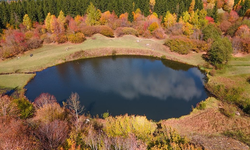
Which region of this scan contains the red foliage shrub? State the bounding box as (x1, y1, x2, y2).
(205, 16, 214, 23)
(0, 118, 40, 149)
(96, 26, 114, 37)
(235, 25, 250, 37)
(116, 27, 139, 37)
(69, 18, 78, 33)
(67, 32, 86, 43)
(219, 20, 232, 32)
(142, 30, 152, 38)
(152, 28, 165, 39)
(228, 10, 239, 23)
(41, 33, 52, 44)
(80, 26, 97, 37)
(242, 37, 250, 53)
(166, 23, 183, 35)
(57, 34, 68, 44)
(0, 30, 28, 58)
(34, 120, 69, 150)
(80, 25, 114, 37)
(26, 38, 43, 49)
(232, 36, 243, 53)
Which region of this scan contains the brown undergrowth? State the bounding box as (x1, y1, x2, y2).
(162, 98, 250, 149)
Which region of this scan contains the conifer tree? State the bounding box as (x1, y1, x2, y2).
(212, 2, 218, 23)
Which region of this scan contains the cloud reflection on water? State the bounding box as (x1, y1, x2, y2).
(74, 58, 203, 101)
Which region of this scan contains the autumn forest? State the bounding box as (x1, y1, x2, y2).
(0, 0, 250, 149)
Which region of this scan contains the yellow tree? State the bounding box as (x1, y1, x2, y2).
(45, 13, 52, 32)
(23, 14, 32, 30)
(100, 11, 111, 25)
(57, 10, 65, 25)
(133, 8, 142, 21)
(190, 10, 199, 28)
(57, 10, 66, 33)
(183, 22, 194, 36)
(189, 0, 195, 13)
(182, 11, 191, 23)
(74, 15, 84, 25)
(85, 2, 101, 26)
(164, 11, 177, 28)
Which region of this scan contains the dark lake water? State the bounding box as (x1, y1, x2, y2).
(25, 56, 208, 121)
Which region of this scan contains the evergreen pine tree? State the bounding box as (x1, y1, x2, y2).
(212, 2, 218, 23)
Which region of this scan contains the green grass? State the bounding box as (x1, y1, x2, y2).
(0, 34, 161, 73)
(0, 34, 205, 74)
(207, 54, 250, 99)
(0, 74, 35, 89)
(0, 34, 206, 89)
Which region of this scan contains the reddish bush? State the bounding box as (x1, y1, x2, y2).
(116, 27, 139, 37)
(235, 25, 250, 37)
(242, 37, 250, 53)
(205, 16, 214, 23)
(0, 118, 40, 149)
(34, 120, 69, 150)
(0, 30, 28, 58)
(41, 34, 52, 44)
(68, 18, 78, 33)
(57, 34, 68, 44)
(80, 26, 97, 37)
(152, 28, 165, 39)
(228, 10, 239, 23)
(166, 23, 183, 35)
(67, 32, 86, 43)
(97, 26, 114, 37)
(26, 38, 43, 49)
(142, 30, 152, 38)
(232, 36, 243, 53)
(219, 20, 232, 32)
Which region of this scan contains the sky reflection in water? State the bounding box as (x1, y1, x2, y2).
(25, 57, 208, 121)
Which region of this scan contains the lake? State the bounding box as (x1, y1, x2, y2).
(25, 56, 208, 121)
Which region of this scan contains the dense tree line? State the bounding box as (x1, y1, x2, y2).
(0, 0, 203, 29)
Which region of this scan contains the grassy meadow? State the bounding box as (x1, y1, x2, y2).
(0, 34, 205, 89)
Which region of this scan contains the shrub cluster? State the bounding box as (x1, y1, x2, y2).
(165, 36, 193, 54)
(116, 27, 139, 37)
(207, 37, 233, 65)
(80, 25, 114, 37)
(202, 24, 222, 41)
(205, 83, 250, 115)
(67, 33, 86, 43)
(196, 100, 207, 110)
(164, 36, 209, 54)
(0, 93, 203, 150)
(227, 20, 250, 37)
